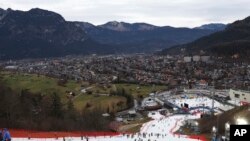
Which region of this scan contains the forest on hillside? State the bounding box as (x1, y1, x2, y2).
(0, 82, 110, 131)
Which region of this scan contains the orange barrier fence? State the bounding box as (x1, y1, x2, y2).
(188, 135, 208, 141)
(9, 129, 121, 138)
(9, 129, 207, 141)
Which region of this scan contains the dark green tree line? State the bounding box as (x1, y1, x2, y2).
(0, 81, 111, 131)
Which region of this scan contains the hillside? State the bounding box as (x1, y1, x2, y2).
(161, 16, 250, 58)
(0, 8, 226, 59)
(0, 8, 115, 60)
(195, 23, 226, 31)
(76, 21, 223, 53)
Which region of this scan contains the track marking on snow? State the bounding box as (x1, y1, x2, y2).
(170, 118, 182, 134)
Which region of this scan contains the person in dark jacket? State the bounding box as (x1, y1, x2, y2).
(2, 128, 11, 141)
(0, 130, 3, 141)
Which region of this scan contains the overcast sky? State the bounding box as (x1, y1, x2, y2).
(1, 0, 250, 27)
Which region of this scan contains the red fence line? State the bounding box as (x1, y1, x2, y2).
(188, 135, 207, 141)
(9, 129, 121, 138)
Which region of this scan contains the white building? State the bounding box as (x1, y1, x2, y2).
(184, 56, 192, 62)
(201, 56, 210, 62)
(5, 65, 18, 70)
(229, 89, 250, 105)
(193, 55, 201, 62)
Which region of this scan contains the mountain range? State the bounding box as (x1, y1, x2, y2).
(0, 8, 226, 59)
(75, 21, 225, 53)
(194, 23, 226, 31)
(160, 16, 250, 58)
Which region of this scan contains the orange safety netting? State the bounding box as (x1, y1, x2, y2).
(9, 129, 120, 138)
(9, 129, 207, 140)
(188, 135, 207, 141)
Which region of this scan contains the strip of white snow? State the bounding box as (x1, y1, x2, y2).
(13, 112, 201, 141)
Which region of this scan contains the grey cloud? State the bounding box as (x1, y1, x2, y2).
(0, 0, 250, 27)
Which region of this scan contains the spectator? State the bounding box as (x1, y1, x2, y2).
(3, 128, 11, 141)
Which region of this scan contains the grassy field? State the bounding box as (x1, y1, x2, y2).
(114, 83, 167, 98)
(74, 95, 127, 111)
(0, 71, 81, 99)
(90, 83, 167, 98)
(0, 71, 167, 111)
(0, 71, 127, 111)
